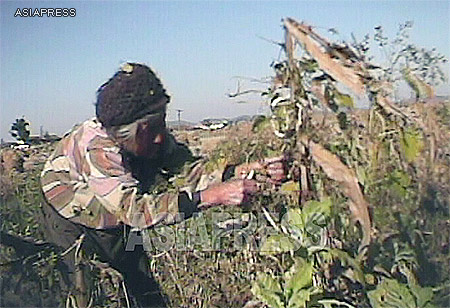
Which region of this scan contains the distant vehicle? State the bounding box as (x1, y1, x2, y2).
(12, 142, 30, 150)
(197, 119, 229, 131)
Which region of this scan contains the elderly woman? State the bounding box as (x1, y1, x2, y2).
(40, 63, 285, 307)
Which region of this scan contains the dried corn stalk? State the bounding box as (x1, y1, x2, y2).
(282, 18, 373, 250)
(300, 137, 371, 252)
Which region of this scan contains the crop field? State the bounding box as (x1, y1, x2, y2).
(1, 100, 449, 307)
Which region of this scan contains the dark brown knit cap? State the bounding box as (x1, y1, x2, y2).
(95, 63, 170, 128)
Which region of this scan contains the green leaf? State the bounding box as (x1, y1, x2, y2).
(302, 198, 332, 220)
(285, 258, 313, 293)
(252, 115, 271, 133)
(409, 284, 434, 308)
(260, 234, 298, 255)
(285, 208, 304, 229)
(368, 279, 417, 308)
(325, 249, 365, 285)
(287, 289, 311, 308)
(400, 128, 424, 163)
(392, 170, 411, 187)
(390, 170, 411, 197)
(283, 208, 305, 241)
(251, 273, 284, 308)
(281, 181, 301, 193)
(282, 199, 331, 247)
(334, 92, 354, 108)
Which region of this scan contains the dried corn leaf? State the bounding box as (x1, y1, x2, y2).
(284, 18, 365, 96)
(300, 138, 371, 252)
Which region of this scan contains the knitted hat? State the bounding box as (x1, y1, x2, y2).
(95, 63, 170, 128)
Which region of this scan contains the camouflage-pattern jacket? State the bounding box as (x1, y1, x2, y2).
(40, 118, 227, 229)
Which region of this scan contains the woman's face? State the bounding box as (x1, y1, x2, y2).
(115, 113, 167, 160)
(133, 116, 166, 159)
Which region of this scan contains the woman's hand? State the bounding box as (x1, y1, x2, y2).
(235, 155, 287, 184)
(200, 179, 258, 206)
(262, 156, 286, 184)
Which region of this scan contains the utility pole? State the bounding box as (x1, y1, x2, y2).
(175, 109, 183, 130)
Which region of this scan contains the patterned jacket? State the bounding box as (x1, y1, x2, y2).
(40, 118, 226, 229)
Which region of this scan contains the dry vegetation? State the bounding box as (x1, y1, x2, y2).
(1, 101, 449, 307)
(154, 100, 450, 308)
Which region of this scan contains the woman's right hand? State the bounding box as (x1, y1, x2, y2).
(200, 179, 258, 206)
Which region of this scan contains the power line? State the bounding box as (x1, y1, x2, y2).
(175, 109, 184, 130)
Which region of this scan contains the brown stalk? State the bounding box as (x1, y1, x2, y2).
(300, 137, 371, 253)
(284, 18, 366, 96)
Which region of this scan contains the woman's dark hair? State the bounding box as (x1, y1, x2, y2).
(95, 63, 170, 128)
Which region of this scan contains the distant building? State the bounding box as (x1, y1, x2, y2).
(28, 134, 61, 145)
(197, 119, 229, 131)
(166, 120, 197, 131)
(0, 134, 61, 150)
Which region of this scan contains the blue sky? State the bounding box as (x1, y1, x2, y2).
(1, 0, 449, 141)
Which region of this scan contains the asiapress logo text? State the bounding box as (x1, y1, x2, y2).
(14, 8, 76, 17)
